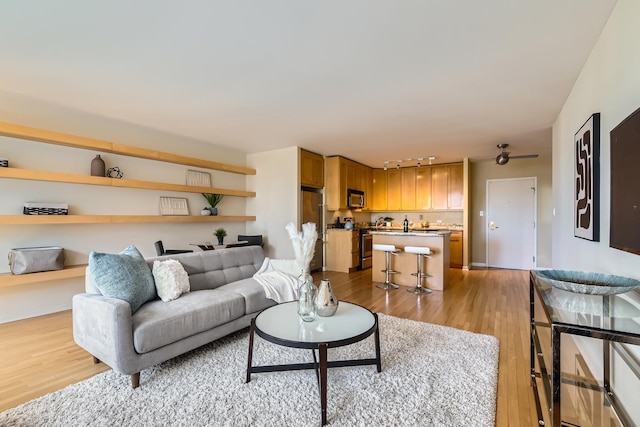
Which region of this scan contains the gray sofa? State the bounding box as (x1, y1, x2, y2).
(72, 246, 275, 388)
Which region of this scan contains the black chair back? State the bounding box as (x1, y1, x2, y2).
(154, 240, 193, 256)
(237, 235, 264, 247)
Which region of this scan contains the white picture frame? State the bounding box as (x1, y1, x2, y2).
(160, 197, 190, 216)
(186, 170, 211, 187)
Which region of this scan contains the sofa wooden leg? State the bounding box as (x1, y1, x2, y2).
(92, 356, 100, 364)
(131, 372, 140, 388)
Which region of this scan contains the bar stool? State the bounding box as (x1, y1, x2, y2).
(404, 246, 433, 294)
(374, 244, 401, 290)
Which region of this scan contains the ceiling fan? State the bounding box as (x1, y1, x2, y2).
(495, 143, 539, 165)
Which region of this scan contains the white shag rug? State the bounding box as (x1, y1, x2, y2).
(0, 314, 499, 427)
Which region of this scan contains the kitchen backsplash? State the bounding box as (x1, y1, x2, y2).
(369, 211, 463, 228)
(326, 210, 463, 229)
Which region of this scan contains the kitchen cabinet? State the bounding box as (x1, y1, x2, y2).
(386, 169, 402, 210)
(401, 168, 416, 210)
(300, 149, 324, 188)
(325, 156, 372, 211)
(448, 163, 464, 209)
(325, 229, 360, 273)
(374, 162, 463, 212)
(325, 157, 347, 210)
(415, 167, 432, 210)
(346, 162, 357, 190)
(372, 169, 387, 211)
(431, 165, 448, 210)
(449, 231, 462, 268)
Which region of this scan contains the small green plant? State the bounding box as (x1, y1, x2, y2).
(202, 193, 224, 208)
(214, 228, 227, 239)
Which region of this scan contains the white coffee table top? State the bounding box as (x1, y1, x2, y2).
(255, 301, 376, 348)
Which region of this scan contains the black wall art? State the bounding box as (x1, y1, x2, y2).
(610, 106, 640, 255)
(574, 113, 600, 241)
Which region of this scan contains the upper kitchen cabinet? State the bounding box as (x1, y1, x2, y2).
(447, 163, 463, 209)
(372, 169, 387, 211)
(300, 149, 324, 188)
(386, 169, 402, 210)
(430, 165, 449, 210)
(427, 163, 464, 210)
(401, 168, 416, 210)
(415, 167, 432, 210)
(372, 162, 463, 212)
(326, 157, 346, 210)
(325, 156, 373, 211)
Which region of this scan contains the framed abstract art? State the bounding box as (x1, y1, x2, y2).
(574, 113, 600, 241)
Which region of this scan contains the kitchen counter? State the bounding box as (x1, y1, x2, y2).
(371, 232, 450, 291)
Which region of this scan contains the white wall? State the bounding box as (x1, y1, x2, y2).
(246, 146, 299, 260)
(0, 94, 251, 323)
(552, 1, 640, 421)
(552, 0, 640, 279)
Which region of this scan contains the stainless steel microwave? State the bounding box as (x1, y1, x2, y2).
(347, 189, 365, 209)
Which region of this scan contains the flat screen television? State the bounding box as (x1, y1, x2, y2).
(610, 106, 640, 255)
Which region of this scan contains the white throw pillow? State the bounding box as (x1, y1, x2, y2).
(152, 259, 190, 302)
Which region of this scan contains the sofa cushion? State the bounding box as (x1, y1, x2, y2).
(146, 246, 265, 291)
(223, 277, 277, 314)
(152, 259, 190, 302)
(89, 245, 156, 314)
(132, 289, 245, 353)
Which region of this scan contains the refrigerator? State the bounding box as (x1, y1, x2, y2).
(301, 188, 324, 272)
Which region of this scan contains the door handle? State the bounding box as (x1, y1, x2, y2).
(490, 221, 499, 230)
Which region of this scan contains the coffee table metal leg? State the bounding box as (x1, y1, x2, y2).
(319, 343, 328, 426)
(374, 313, 382, 373)
(246, 318, 256, 383)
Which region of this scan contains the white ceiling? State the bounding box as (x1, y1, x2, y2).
(0, 1, 617, 167)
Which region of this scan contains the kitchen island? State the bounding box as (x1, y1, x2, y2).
(370, 231, 450, 291)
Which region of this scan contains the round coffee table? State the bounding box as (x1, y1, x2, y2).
(246, 301, 381, 426)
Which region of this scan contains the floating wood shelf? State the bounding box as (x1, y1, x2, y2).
(0, 121, 256, 175)
(0, 215, 256, 225)
(0, 167, 255, 197)
(0, 265, 87, 288)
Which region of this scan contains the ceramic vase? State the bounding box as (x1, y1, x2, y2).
(316, 279, 339, 316)
(209, 207, 218, 216)
(91, 155, 105, 177)
(297, 271, 317, 322)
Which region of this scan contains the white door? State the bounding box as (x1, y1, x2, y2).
(486, 178, 536, 269)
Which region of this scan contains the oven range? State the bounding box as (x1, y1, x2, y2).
(359, 228, 372, 270)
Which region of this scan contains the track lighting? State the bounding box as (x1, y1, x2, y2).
(381, 156, 438, 169)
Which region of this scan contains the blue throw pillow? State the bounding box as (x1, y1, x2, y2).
(89, 245, 156, 313)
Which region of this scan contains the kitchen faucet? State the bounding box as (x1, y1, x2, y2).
(374, 216, 385, 230)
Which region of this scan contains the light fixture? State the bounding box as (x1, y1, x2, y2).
(381, 156, 438, 169)
(496, 144, 510, 165)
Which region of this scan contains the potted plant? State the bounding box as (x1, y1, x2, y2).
(202, 193, 224, 216)
(214, 227, 227, 245)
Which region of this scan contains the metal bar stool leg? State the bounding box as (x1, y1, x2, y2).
(374, 244, 400, 290)
(405, 246, 432, 294)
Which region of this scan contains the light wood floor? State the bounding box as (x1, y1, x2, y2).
(0, 268, 537, 426)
